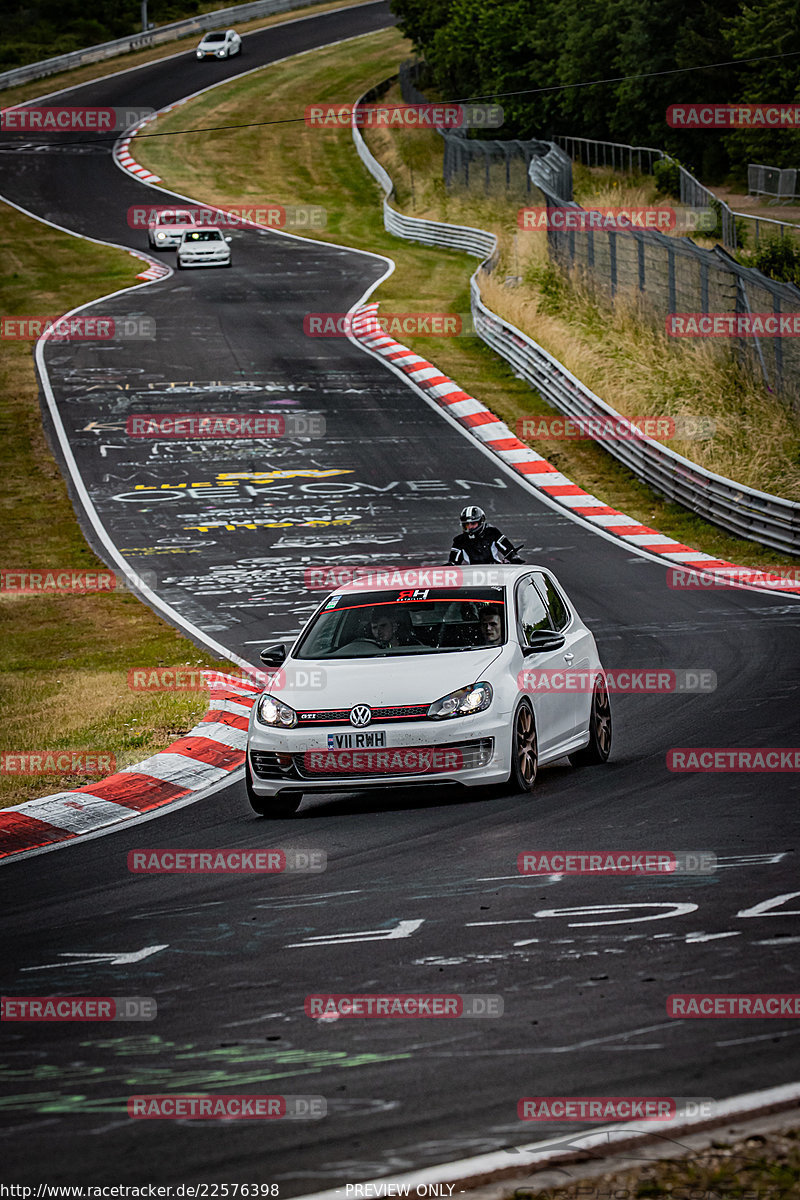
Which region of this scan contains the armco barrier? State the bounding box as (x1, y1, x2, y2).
(0, 0, 324, 90)
(352, 87, 800, 555)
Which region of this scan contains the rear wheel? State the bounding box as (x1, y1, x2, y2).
(569, 675, 612, 766)
(245, 758, 302, 817)
(507, 701, 538, 793)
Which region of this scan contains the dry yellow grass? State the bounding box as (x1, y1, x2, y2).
(364, 85, 800, 500)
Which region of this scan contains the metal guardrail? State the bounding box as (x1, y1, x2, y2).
(352, 87, 800, 555)
(470, 285, 800, 554)
(0, 0, 322, 90)
(353, 82, 499, 265)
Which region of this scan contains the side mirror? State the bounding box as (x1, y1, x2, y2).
(260, 643, 286, 667)
(225, 236, 232, 243)
(522, 630, 565, 654)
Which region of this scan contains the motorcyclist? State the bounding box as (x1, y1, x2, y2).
(448, 506, 523, 565)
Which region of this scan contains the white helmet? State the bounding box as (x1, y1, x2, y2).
(460, 505, 486, 537)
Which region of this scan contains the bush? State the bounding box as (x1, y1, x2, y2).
(748, 236, 800, 286)
(653, 157, 681, 199)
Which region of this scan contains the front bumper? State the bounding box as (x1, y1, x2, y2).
(246, 713, 512, 797)
(178, 250, 231, 267)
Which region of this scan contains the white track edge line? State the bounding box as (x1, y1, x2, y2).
(291, 1082, 800, 1200)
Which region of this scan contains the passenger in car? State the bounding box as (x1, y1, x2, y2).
(478, 606, 504, 646)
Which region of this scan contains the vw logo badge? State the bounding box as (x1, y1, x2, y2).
(350, 705, 372, 727)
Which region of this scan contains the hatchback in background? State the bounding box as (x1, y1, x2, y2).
(195, 29, 241, 59)
(147, 208, 198, 249)
(177, 228, 232, 269)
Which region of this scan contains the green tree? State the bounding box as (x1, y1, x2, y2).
(723, 0, 800, 175)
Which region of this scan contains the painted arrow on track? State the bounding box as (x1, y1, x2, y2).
(21, 944, 169, 971)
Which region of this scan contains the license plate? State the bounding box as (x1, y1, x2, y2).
(326, 731, 387, 749)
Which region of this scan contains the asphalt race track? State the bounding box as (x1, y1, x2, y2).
(1, 1, 799, 1190)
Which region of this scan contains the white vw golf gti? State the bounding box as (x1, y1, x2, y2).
(245, 565, 611, 817)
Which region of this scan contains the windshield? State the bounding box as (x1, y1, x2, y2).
(183, 230, 224, 242)
(294, 587, 507, 659)
(158, 211, 193, 225)
(204, 33, 226, 42)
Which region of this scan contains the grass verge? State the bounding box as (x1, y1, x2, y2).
(0, 202, 235, 808)
(134, 36, 799, 569)
(501, 1124, 800, 1199)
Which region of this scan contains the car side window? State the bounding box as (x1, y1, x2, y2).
(516, 578, 551, 645)
(532, 572, 571, 632)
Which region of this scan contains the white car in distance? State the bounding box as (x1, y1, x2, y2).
(195, 29, 242, 60)
(147, 208, 198, 249)
(246, 565, 612, 817)
(177, 228, 232, 269)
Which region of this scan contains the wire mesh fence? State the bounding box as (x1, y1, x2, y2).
(531, 169, 800, 403)
(397, 62, 800, 403)
(398, 61, 571, 199)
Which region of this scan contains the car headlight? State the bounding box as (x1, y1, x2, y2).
(157, 232, 167, 240)
(428, 682, 493, 720)
(196, 50, 203, 58)
(256, 694, 298, 728)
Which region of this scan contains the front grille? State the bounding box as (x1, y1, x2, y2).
(297, 703, 431, 726)
(293, 738, 494, 781)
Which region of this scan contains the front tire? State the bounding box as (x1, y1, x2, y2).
(569, 675, 612, 766)
(507, 701, 538, 793)
(246, 757, 302, 817)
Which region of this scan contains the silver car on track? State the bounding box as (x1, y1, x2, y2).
(176, 228, 232, 268)
(245, 565, 612, 817)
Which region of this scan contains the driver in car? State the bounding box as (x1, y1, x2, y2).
(367, 608, 420, 649)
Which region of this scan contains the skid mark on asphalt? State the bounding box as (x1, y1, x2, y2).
(0, 1038, 414, 1118)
